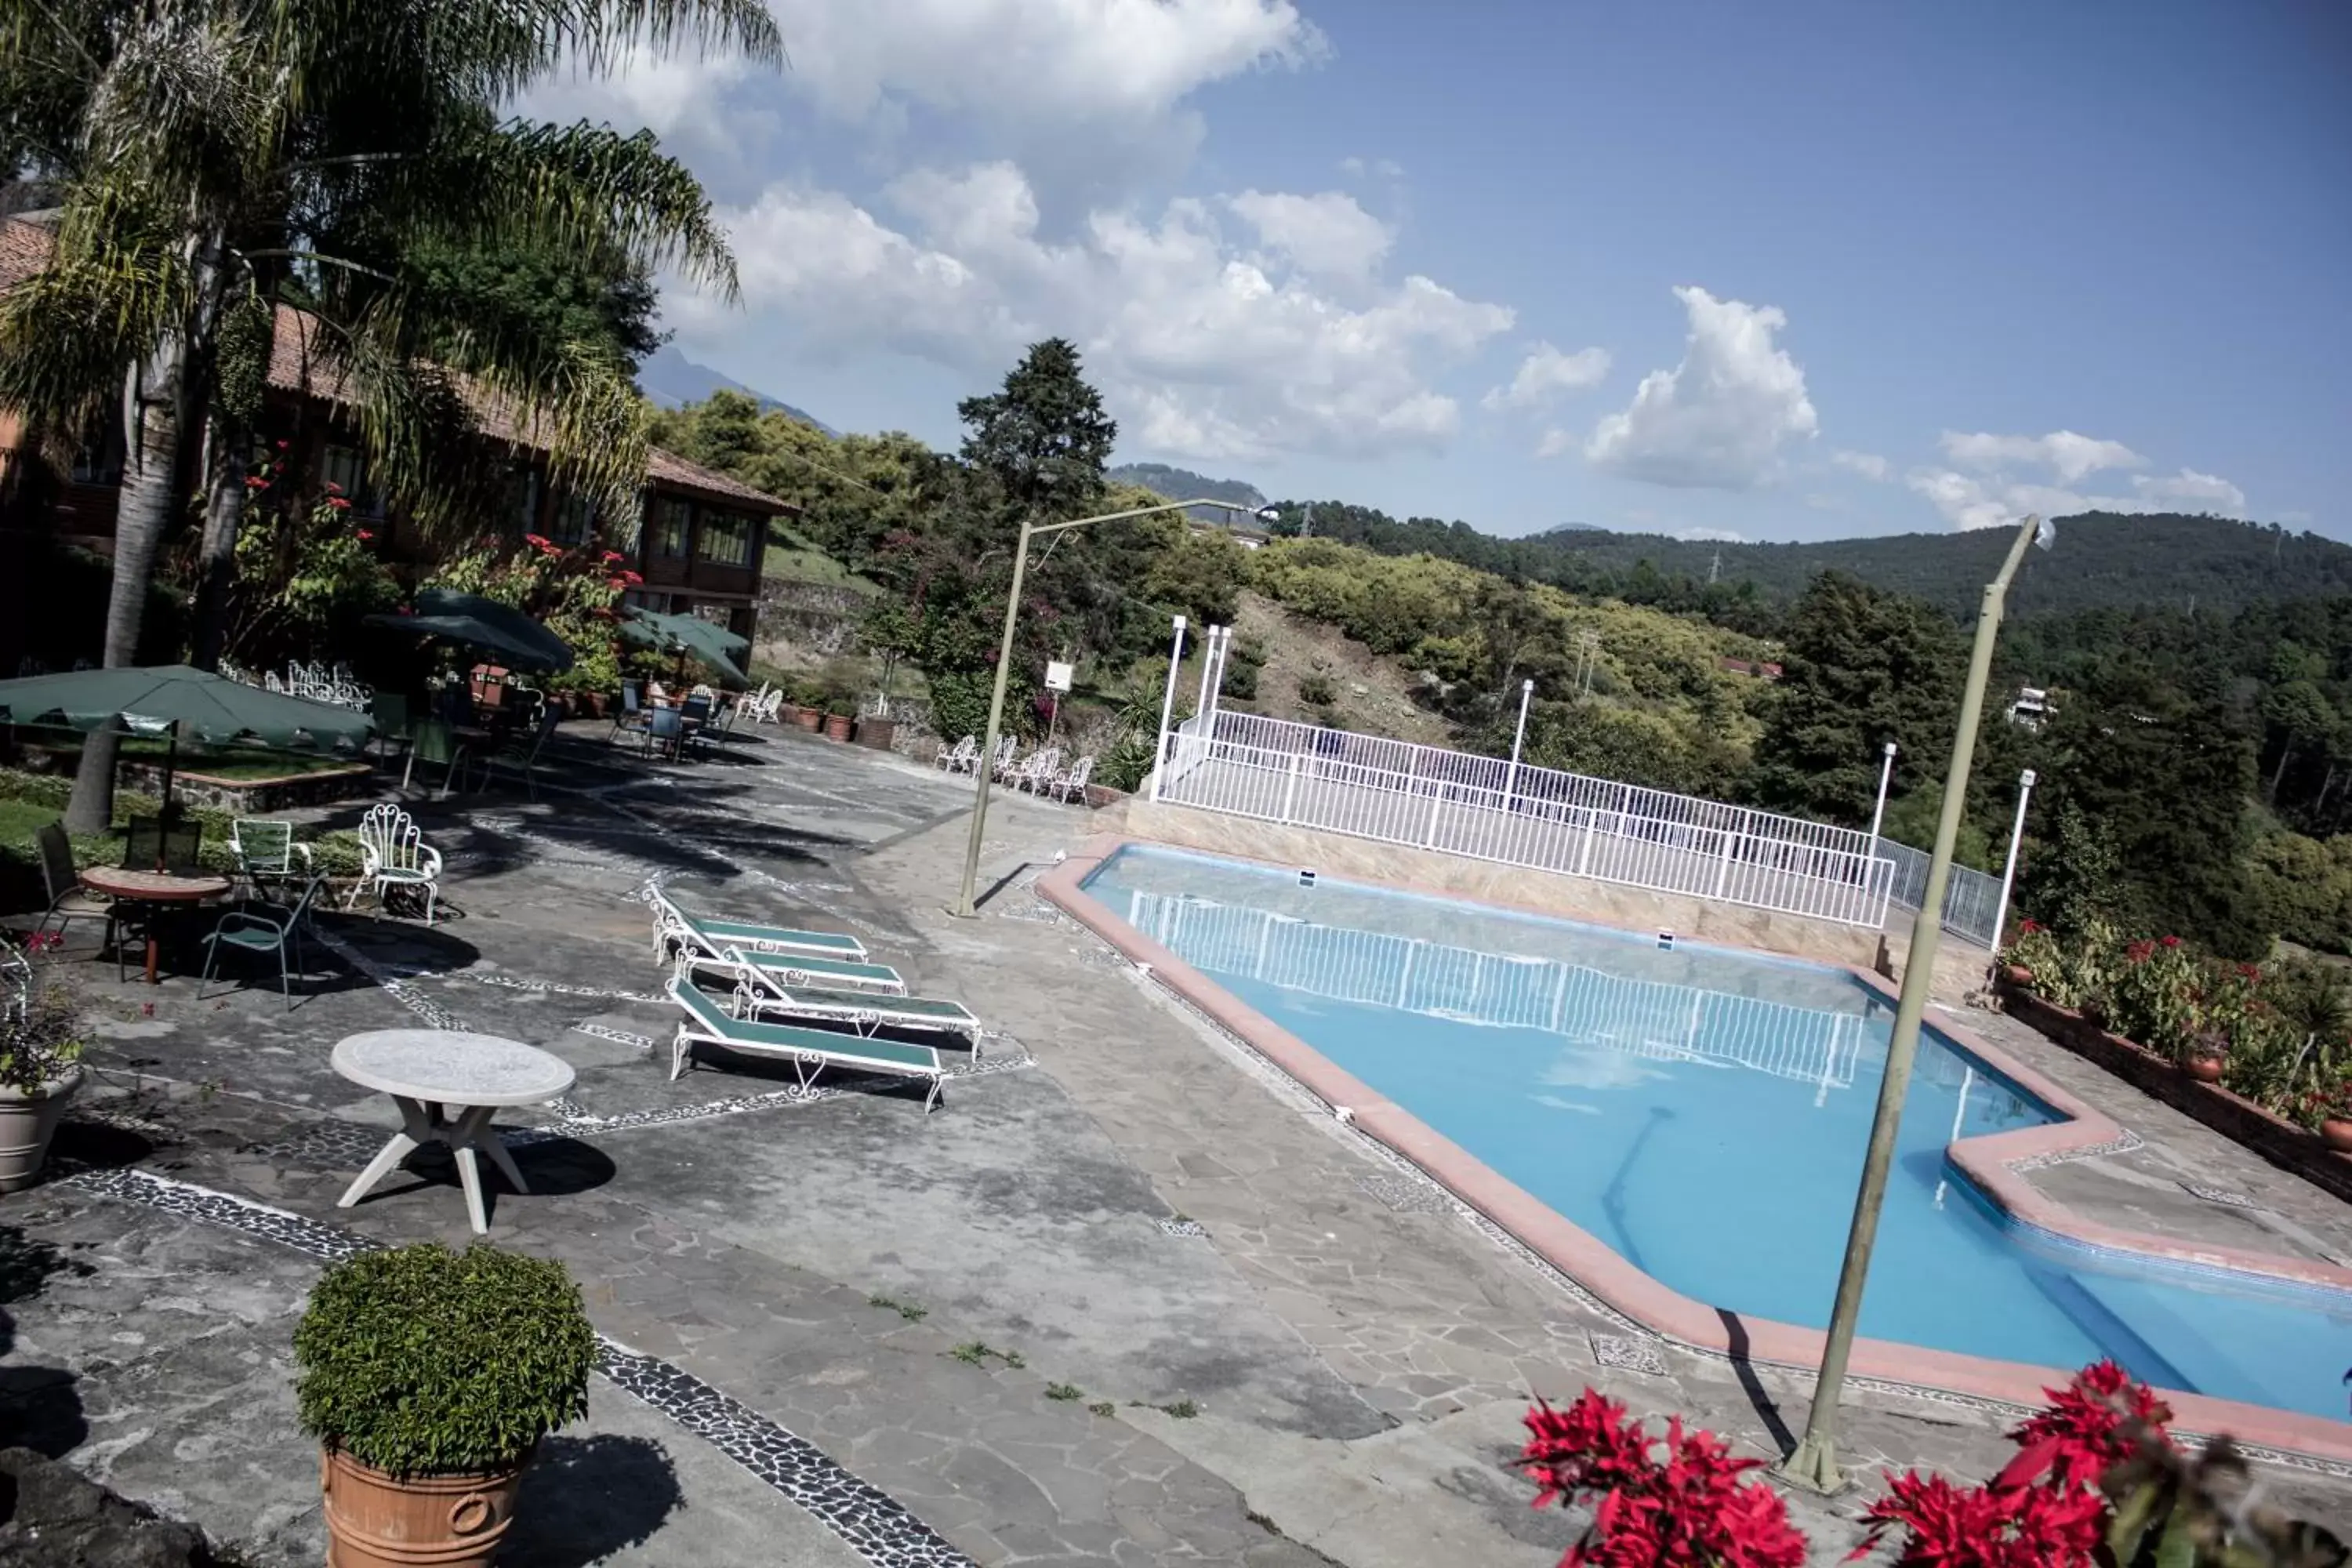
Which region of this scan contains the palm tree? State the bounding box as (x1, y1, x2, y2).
(0, 0, 780, 831)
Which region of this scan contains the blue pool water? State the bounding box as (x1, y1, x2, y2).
(1084, 844, 2352, 1422)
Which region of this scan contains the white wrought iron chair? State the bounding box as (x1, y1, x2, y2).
(935, 735, 978, 773)
(1048, 754, 1094, 804)
(985, 735, 1021, 780)
(347, 802, 445, 925)
(1012, 746, 1062, 794)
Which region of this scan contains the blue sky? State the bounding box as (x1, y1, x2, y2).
(532, 1, 2350, 543)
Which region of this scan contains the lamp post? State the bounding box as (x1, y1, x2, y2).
(1867, 741, 1897, 848)
(1774, 513, 2052, 1495)
(949, 499, 1279, 918)
(1987, 768, 2038, 961)
(1505, 678, 1534, 804)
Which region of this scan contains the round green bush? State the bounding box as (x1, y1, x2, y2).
(293, 1243, 595, 1477)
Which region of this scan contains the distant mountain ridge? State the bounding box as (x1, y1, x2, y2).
(1109, 463, 1266, 511)
(637, 344, 834, 434)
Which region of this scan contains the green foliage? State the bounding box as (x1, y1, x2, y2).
(293, 1243, 594, 1478)
(956, 338, 1116, 517)
(213, 478, 402, 669)
(926, 670, 1002, 746)
(0, 979, 84, 1094)
(405, 238, 666, 372)
(1748, 572, 1966, 826)
(1296, 672, 1336, 708)
(421, 535, 631, 695)
(2245, 831, 2352, 954)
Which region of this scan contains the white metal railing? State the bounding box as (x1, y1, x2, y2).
(1151, 706, 1893, 928)
(1877, 840, 2004, 950)
(1128, 889, 1868, 1092)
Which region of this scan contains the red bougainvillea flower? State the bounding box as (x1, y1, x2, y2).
(1520, 1392, 1807, 1568)
(2003, 1360, 2172, 1493)
(327, 495, 352, 510)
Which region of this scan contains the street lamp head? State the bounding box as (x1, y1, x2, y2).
(1255, 506, 1281, 523)
(2033, 514, 2056, 551)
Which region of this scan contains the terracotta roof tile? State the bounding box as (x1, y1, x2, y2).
(5, 236, 786, 513)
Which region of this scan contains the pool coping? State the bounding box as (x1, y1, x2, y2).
(1038, 834, 2352, 1466)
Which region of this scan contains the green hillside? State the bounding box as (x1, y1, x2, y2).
(1263, 503, 2352, 622)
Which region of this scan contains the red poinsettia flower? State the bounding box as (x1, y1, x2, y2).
(323, 479, 343, 494)
(2018, 919, 2040, 933)
(621, 569, 644, 586)
(356, 528, 375, 541)
(244, 475, 269, 490)
(327, 495, 352, 510)
(601, 550, 625, 564)
(274, 438, 290, 450)
(524, 533, 551, 549)
(2159, 935, 2182, 949)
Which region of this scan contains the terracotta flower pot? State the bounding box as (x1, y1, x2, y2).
(2181, 1054, 2225, 1083)
(2321, 1116, 2352, 1154)
(321, 1447, 527, 1568)
(822, 713, 854, 742)
(792, 707, 822, 733)
(2000, 964, 2033, 987)
(0, 1067, 82, 1193)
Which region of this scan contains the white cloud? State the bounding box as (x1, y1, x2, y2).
(1907, 463, 2251, 532)
(1936, 429, 2145, 485)
(1225, 190, 1392, 280)
(1831, 449, 1889, 481)
(1584, 286, 1818, 489)
(2132, 466, 2247, 513)
(1674, 527, 1746, 543)
(1534, 427, 1578, 459)
(1339, 155, 1406, 180)
(1485, 342, 1612, 412)
(695, 162, 1515, 462)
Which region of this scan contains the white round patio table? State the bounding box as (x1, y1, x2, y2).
(331, 1030, 576, 1235)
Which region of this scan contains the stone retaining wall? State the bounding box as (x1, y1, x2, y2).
(1998, 980, 2352, 1204)
(111, 760, 376, 816)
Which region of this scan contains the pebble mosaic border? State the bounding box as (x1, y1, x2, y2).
(61, 1167, 981, 1567)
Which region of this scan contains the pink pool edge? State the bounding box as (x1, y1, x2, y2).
(1037, 834, 2352, 1468)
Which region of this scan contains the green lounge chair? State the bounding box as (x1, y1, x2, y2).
(666, 977, 945, 1109)
(649, 887, 868, 964)
(721, 946, 982, 1049)
(675, 944, 908, 997)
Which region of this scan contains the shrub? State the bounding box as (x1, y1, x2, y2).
(1524, 1362, 2344, 1568)
(0, 969, 84, 1093)
(1295, 672, 1336, 707)
(294, 1243, 595, 1477)
(1219, 660, 1258, 701)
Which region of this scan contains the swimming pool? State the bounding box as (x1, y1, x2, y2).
(1080, 844, 2352, 1423)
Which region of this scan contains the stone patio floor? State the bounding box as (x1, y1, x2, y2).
(2, 722, 2347, 1566)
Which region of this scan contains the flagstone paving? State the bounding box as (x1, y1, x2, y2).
(3, 723, 2347, 1566)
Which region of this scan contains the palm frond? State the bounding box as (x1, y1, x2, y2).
(0, 183, 191, 432)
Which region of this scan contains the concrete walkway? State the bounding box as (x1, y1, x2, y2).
(3, 722, 2347, 1566)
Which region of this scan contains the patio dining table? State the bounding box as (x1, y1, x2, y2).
(331, 1029, 577, 1234)
(78, 866, 232, 984)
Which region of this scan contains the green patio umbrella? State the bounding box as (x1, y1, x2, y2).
(619, 605, 750, 690)
(363, 588, 575, 674)
(0, 663, 376, 822)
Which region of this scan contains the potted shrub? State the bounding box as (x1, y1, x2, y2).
(2306, 1080, 2352, 1153)
(0, 957, 85, 1192)
(2178, 1028, 2228, 1083)
(296, 1242, 596, 1568)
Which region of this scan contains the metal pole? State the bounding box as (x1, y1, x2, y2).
(1194, 625, 1220, 728)
(1987, 768, 2038, 960)
(1775, 514, 2046, 1495)
(1867, 741, 1897, 846)
(1148, 614, 1187, 804)
(950, 515, 1036, 919)
(1505, 678, 1534, 804)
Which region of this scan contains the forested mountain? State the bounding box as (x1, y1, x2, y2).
(637, 344, 833, 432)
(1107, 463, 1266, 526)
(1261, 504, 2352, 623)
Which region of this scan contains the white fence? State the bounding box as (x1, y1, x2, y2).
(1153, 705, 1893, 929)
(1878, 840, 2005, 951)
(1126, 890, 1869, 1094)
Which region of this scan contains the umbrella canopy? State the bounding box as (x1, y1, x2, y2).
(364, 589, 575, 674)
(619, 606, 750, 689)
(0, 664, 376, 750)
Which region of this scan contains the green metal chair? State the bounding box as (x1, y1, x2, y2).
(198, 871, 328, 1009)
(401, 716, 469, 799)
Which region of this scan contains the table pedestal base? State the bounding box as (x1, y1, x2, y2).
(338, 1095, 530, 1234)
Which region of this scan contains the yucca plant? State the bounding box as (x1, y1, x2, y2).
(0, 0, 781, 833)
